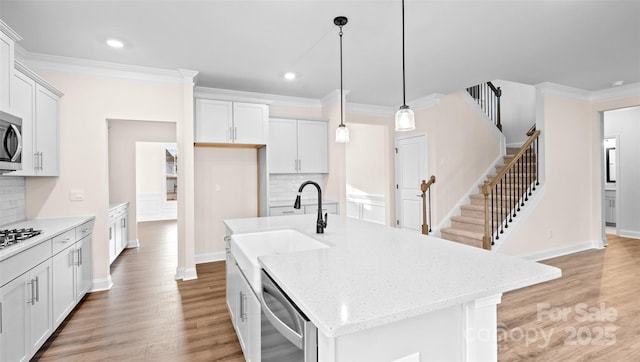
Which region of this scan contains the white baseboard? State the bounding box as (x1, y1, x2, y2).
(91, 275, 113, 292)
(195, 251, 226, 264)
(127, 238, 140, 248)
(619, 229, 640, 239)
(175, 266, 198, 281)
(517, 240, 602, 262)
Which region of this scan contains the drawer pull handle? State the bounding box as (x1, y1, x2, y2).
(282, 211, 294, 214)
(82, 228, 89, 233)
(60, 238, 70, 243)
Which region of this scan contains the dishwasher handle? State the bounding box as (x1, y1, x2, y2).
(260, 274, 304, 349)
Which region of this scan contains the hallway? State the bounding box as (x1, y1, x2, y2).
(34, 220, 243, 361)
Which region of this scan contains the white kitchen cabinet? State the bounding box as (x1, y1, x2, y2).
(605, 190, 616, 225)
(0, 259, 52, 362)
(108, 203, 129, 265)
(269, 205, 304, 216)
(195, 99, 268, 145)
(0, 21, 20, 112)
(226, 252, 260, 362)
(7, 63, 62, 176)
(268, 118, 328, 174)
(52, 221, 93, 329)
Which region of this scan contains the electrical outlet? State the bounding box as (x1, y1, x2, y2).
(70, 189, 85, 201)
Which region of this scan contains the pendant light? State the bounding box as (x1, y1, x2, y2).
(334, 16, 349, 143)
(395, 0, 415, 131)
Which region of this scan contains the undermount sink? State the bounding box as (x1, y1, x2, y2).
(230, 229, 329, 292)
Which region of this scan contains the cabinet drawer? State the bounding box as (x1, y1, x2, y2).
(269, 206, 304, 216)
(0, 239, 52, 287)
(304, 203, 338, 215)
(52, 229, 76, 255)
(75, 220, 94, 240)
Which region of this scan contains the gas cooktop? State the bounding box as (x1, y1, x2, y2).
(0, 228, 43, 249)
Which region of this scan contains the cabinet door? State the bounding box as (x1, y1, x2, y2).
(29, 260, 53, 353)
(120, 213, 128, 251)
(34, 84, 59, 176)
(8, 70, 36, 175)
(195, 99, 233, 143)
(76, 236, 92, 300)
(52, 247, 76, 328)
(0, 29, 14, 111)
(246, 281, 261, 362)
(297, 120, 328, 173)
(0, 273, 29, 362)
(233, 102, 268, 144)
(304, 202, 338, 215)
(268, 118, 298, 173)
(108, 220, 117, 264)
(226, 255, 240, 324)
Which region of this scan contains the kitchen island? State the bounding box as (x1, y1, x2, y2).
(225, 214, 560, 361)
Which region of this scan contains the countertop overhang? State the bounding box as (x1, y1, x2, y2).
(225, 214, 561, 338)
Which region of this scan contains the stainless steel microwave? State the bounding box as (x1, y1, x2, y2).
(0, 109, 23, 173)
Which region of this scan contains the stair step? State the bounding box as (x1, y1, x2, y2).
(440, 227, 484, 248)
(469, 193, 522, 206)
(487, 173, 536, 181)
(451, 216, 485, 233)
(461, 204, 510, 219)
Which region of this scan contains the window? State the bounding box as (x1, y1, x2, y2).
(165, 146, 177, 201)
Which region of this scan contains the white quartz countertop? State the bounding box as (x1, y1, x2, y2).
(109, 201, 129, 211)
(0, 216, 95, 261)
(224, 214, 561, 338)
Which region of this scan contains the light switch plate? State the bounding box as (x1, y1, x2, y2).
(70, 189, 85, 201)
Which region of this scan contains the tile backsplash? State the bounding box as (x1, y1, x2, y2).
(269, 174, 325, 202)
(0, 176, 26, 226)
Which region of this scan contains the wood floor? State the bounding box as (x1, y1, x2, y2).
(33, 222, 639, 361)
(33, 220, 244, 362)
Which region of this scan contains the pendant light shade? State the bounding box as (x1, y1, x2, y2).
(334, 16, 349, 143)
(335, 123, 349, 143)
(395, 0, 415, 131)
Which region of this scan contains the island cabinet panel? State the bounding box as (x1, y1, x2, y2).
(226, 254, 260, 362)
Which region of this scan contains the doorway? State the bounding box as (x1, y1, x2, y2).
(601, 106, 640, 241)
(395, 133, 428, 231)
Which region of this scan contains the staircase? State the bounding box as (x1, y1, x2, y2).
(440, 133, 539, 249)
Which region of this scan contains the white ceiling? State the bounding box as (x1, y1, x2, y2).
(1, 1, 639, 106)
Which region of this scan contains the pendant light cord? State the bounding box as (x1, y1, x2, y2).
(401, 0, 407, 107)
(339, 26, 344, 126)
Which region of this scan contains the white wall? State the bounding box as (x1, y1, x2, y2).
(500, 86, 640, 259)
(23, 69, 193, 288)
(194, 147, 258, 262)
(135, 141, 178, 222)
(492, 79, 536, 147)
(604, 106, 640, 238)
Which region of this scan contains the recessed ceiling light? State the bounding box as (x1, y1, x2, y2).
(106, 38, 124, 49)
(284, 72, 296, 80)
(611, 80, 624, 87)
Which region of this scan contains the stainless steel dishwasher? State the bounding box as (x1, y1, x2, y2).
(260, 269, 317, 362)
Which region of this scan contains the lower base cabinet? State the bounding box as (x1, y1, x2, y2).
(226, 253, 260, 362)
(1, 218, 93, 362)
(0, 259, 52, 362)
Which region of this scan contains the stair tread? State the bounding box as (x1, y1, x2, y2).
(451, 215, 484, 225)
(441, 227, 484, 239)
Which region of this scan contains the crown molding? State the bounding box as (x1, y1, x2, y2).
(536, 82, 640, 103)
(589, 82, 640, 102)
(0, 20, 23, 42)
(347, 102, 395, 116)
(15, 60, 64, 97)
(17, 49, 188, 85)
(409, 93, 443, 111)
(195, 86, 327, 108)
(320, 89, 352, 108)
(178, 69, 199, 85)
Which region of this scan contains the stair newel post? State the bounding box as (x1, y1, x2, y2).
(495, 86, 502, 132)
(535, 137, 539, 187)
(482, 181, 491, 250)
(421, 180, 428, 235)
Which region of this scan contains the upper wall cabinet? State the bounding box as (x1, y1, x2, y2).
(7, 62, 63, 176)
(268, 118, 328, 174)
(194, 99, 268, 145)
(0, 20, 21, 112)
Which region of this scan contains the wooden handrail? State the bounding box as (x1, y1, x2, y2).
(421, 176, 436, 235)
(481, 130, 541, 249)
(482, 130, 540, 195)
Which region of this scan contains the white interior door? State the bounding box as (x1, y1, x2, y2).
(395, 134, 427, 231)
